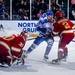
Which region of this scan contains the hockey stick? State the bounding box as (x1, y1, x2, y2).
(27, 37, 36, 41)
(27, 35, 51, 41)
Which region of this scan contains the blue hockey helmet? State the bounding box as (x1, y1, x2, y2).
(46, 9, 54, 16)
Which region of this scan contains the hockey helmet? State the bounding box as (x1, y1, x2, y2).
(46, 9, 54, 16)
(20, 30, 28, 38)
(55, 11, 62, 17)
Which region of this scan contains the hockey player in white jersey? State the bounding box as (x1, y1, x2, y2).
(26, 9, 54, 60)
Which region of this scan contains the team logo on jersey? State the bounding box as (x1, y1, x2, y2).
(19, 42, 24, 47)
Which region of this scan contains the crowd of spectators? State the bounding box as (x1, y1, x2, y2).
(55, 0, 75, 20)
(12, 0, 49, 20)
(12, 0, 30, 20)
(0, 0, 75, 20)
(31, 0, 49, 20)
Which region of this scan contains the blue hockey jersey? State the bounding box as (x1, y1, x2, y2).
(36, 13, 53, 37)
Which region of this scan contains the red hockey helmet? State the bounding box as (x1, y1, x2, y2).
(20, 31, 29, 38)
(55, 11, 62, 17)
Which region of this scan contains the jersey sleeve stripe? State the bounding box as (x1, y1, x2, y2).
(11, 47, 21, 52)
(0, 41, 10, 50)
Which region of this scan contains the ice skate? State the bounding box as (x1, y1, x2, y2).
(61, 53, 68, 62)
(44, 54, 49, 61)
(51, 59, 60, 64)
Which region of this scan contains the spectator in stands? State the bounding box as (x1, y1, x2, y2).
(18, 8, 24, 17)
(32, 0, 38, 8)
(72, 9, 75, 19)
(40, 0, 48, 10)
(32, 14, 38, 20)
(18, 8, 29, 20)
(20, 0, 30, 10)
(37, 10, 42, 19)
(22, 9, 29, 20)
(32, 5, 38, 20)
(0, 4, 9, 20)
(71, 0, 75, 8)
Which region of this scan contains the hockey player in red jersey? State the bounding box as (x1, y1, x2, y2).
(0, 31, 28, 66)
(52, 11, 75, 64)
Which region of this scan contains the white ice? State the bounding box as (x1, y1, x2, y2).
(0, 29, 75, 75)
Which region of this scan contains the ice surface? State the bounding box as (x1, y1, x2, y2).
(0, 29, 75, 75)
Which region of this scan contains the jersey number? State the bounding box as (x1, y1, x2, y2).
(62, 22, 70, 29)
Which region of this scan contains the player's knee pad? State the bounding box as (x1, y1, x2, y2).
(47, 40, 54, 47)
(30, 43, 37, 50)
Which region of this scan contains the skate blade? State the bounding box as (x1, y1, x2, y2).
(51, 61, 60, 65)
(43, 57, 49, 61)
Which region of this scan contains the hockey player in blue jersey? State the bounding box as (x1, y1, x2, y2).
(26, 9, 54, 60)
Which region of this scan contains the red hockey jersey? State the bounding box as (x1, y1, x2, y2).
(53, 17, 74, 36)
(0, 34, 25, 57)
